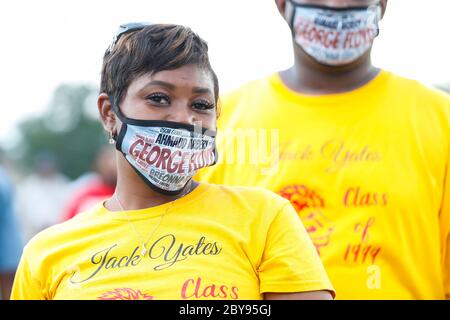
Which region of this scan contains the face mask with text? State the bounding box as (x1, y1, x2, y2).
(114, 107, 217, 195)
(289, 1, 381, 66)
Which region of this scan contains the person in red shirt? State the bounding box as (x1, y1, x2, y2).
(61, 146, 117, 221)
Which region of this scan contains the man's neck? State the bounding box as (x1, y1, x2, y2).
(280, 47, 380, 95)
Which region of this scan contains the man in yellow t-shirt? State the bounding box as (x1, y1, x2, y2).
(197, 0, 450, 299)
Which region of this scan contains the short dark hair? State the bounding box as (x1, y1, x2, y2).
(100, 24, 219, 111)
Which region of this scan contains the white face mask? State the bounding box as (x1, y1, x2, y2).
(113, 104, 217, 195)
(288, 0, 381, 66)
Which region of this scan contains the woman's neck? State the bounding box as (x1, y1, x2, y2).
(105, 155, 196, 211)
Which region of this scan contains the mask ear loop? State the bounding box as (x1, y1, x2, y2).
(109, 95, 128, 123)
(107, 95, 125, 148)
(286, 0, 297, 38)
(367, 4, 382, 37)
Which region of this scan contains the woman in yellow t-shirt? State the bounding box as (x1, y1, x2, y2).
(11, 23, 334, 300)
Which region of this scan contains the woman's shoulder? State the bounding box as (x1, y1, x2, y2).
(209, 182, 285, 199)
(24, 203, 103, 255)
(201, 182, 290, 216)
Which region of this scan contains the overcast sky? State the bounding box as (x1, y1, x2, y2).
(1, 0, 449, 147)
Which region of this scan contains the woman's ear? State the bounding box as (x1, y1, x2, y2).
(97, 93, 119, 136)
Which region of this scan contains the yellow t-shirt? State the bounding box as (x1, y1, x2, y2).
(11, 183, 334, 300)
(197, 70, 450, 299)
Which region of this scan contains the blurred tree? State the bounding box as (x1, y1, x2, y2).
(436, 83, 450, 93)
(14, 84, 107, 180)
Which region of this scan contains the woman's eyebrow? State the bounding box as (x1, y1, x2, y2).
(138, 81, 211, 95)
(140, 80, 176, 91)
(192, 87, 213, 95)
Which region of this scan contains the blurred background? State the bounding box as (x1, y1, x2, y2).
(0, 0, 449, 298)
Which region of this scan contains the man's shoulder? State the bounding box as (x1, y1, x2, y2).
(218, 73, 281, 123)
(221, 73, 279, 103)
(385, 70, 450, 104)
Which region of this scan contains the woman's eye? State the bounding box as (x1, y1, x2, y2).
(192, 100, 215, 111)
(146, 93, 170, 105)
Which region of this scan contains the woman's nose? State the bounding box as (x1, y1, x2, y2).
(164, 104, 196, 125)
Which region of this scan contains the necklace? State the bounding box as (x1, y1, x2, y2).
(114, 185, 191, 256)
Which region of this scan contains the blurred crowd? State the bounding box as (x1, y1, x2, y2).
(0, 146, 116, 299)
